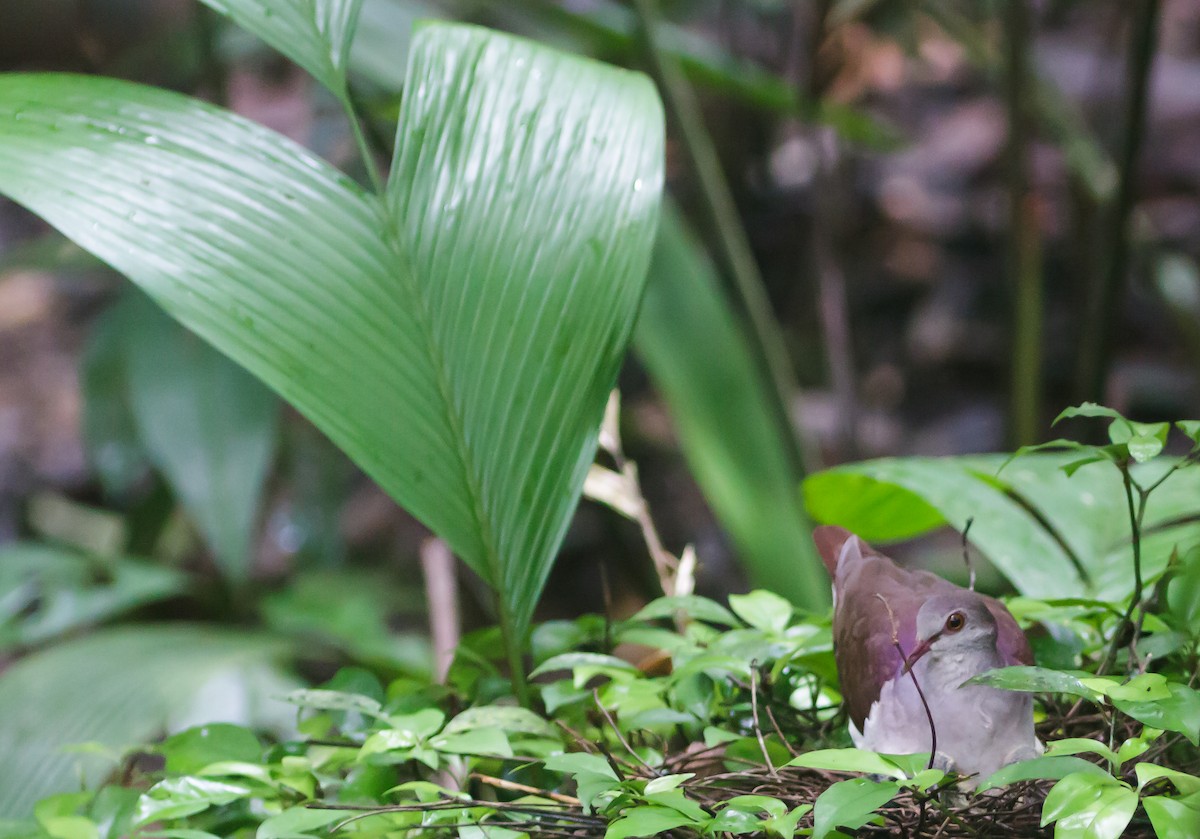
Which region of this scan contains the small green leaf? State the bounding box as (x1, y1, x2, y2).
(1104, 673, 1171, 702)
(977, 756, 1111, 792)
(643, 774, 694, 795)
(1044, 738, 1118, 768)
(544, 753, 619, 782)
(965, 666, 1102, 700)
(134, 778, 253, 826)
(604, 806, 698, 839)
(1041, 774, 1137, 839)
(785, 749, 905, 779)
(627, 595, 738, 627)
(530, 653, 639, 687)
(1175, 420, 1200, 447)
(442, 706, 558, 739)
(1135, 763, 1200, 795)
(281, 690, 384, 718)
(1112, 683, 1200, 745)
(811, 778, 898, 839)
(1142, 794, 1200, 839)
(256, 807, 345, 839)
(158, 725, 262, 775)
(428, 729, 512, 757)
(1055, 403, 1127, 425)
(728, 591, 793, 634)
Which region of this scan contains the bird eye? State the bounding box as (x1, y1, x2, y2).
(944, 612, 966, 632)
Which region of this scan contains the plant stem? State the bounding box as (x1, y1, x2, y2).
(1004, 0, 1043, 447)
(1076, 0, 1161, 405)
(500, 609, 533, 708)
(341, 94, 385, 194)
(1098, 464, 1145, 676)
(632, 0, 815, 477)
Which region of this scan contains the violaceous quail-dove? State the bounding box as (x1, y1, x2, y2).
(814, 526, 1043, 782)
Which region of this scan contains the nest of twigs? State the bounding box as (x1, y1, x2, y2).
(330, 696, 1195, 838)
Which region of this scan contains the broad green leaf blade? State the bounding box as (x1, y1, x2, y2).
(0, 543, 186, 650)
(0, 626, 293, 818)
(803, 456, 1085, 597)
(388, 22, 664, 635)
(122, 293, 280, 582)
(804, 452, 1200, 599)
(0, 30, 664, 643)
(634, 206, 826, 608)
(0, 73, 452, 551)
(81, 298, 150, 498)
(198, 0, 364, 99)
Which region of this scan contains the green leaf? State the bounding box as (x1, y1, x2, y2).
(634, 206, 825, 608)
(604, 806, 698, 839)
(1044, 738, 1118, 769)
(1142, 795, 1200, 839)
(256, 807, 346, 839)
(803, 457, 1084, 596)
(197, 0, 363, 101)
(811, 778, 898, 839)
(543, 753, 619, 782)
(728, 591, 793, 634)
(0, 23, 664, 644)
(386, 23, 664, 638)
(785, 749, 905, 779)
(80, 298, 150, 497)
(1176, 420, 1200, 447)
(442, 705, 558, 739)
(965, 666, 1103, 700)
(977, 756, 1111, 792)
(1167, 545, 1200, 636)
(0, 626, 291, 818)
(0, 543, 186, 650)
(626, 595, 738, 627)
(134, 778, 253, 826)
(428, 728, 512, 757)
(282, 689, 384, 718)
(1111, 683, 1200, 745)
(530, 653, 638, 685)
(121, 292, 279, 582)
(1041, 774, 1137, 839)
(1055, 403, 1127, 424)
(158, 724, 262, 775)
(1135, 764, 1200, 795)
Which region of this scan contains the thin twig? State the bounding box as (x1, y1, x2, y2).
(877, 594, 938, 770)
(593, 690, 655, 776)
(470, 773, 580, 805)
(749, 664, 779, 776)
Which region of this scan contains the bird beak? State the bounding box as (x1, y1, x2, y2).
(902, 632, 941, 674)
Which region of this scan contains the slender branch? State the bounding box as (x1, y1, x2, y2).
(749, 664, 778, 776)
(1076, 0, 1162, 404)
(631, 0, 815, 477)
(1004, 0, 1044, 447)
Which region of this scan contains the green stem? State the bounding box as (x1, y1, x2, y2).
(631, 0, 815, 477)
(499, 609, 532, 708)
(341, 94, 385, 194)
(1098, 464, 1146, 676)
(1076, 0, 1161, 405)
(1004, 0, 1043, 447)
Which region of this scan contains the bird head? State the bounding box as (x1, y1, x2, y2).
(903, 593, 998, 673)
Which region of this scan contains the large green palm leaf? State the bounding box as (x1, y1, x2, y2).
(0, 23, 663, 647)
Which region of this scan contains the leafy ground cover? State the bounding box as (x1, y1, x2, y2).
(9, 407, 1200, 839)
